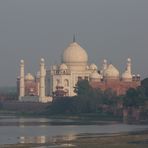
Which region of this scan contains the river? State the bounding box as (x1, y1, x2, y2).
(0, 115, 148, 147)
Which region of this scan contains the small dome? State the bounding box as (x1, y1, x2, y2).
(90, 71, 101, 80)
(122, 70, 132, 81)
(41, 58, 45, 62)
(59, 63, 68, 70)
(52, 65, 57, 70)
(90, 63, 97, 70)
(25, 73, 34, 81)
(20, 59, 24, 64)
(104, 64, 119, 78)
(103, 59, 107, 64)
(137, 74, 140, 77)
(62, 42, 88, 63)
(127, 58, 131, 62)
(86, 65, 89, 70)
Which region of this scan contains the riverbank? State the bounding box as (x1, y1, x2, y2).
(0, 100, 148, 124)
(1, 130, 148, 148)
(0, 110, 124, 123)
(1, 110, 148, 125)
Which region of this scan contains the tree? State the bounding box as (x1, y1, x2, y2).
(74, 79, 92, 96)
(102, 89, 117, 105)
(74, 79, 104, 113)
(141, 78, 148, 97)
(123, 87, 146, 108)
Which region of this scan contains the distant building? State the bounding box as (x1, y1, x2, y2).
(17, 39, 140, 102)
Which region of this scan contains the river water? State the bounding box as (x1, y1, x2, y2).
(0, 115, 148, 146)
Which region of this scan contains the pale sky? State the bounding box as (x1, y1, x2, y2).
(0, 0, 148, 86)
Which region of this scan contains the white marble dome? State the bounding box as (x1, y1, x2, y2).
(104, 64, 119, 79)
(25, 73, 34, 81)
(90, 71, 101, 80)
(62, 42, 88, 63)
(59, 63, 68, 70)
(122, 70, 132, 81)
(90, 63, 97, 70)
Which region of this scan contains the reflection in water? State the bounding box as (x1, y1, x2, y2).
(60, 144, 75, 147)
(19, 134, 76, 144)
(18, 118, 49, 127)
(18, 118, 49, 123)
(20, 136, 46, 144)
(35, 144, 75, 148)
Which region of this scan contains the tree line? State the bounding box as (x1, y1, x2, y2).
(47, 78, 148, 117)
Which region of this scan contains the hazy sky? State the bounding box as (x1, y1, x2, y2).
(0, 0, 148, 86)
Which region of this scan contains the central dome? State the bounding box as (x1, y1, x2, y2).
(62, 42, 88, 64)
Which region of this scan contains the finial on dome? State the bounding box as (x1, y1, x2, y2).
(109, 61, 112, 65)
(73, 34, 76, 42)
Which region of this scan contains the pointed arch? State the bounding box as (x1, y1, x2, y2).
(64, 79, 69, 87)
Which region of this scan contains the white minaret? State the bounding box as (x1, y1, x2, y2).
(102, 59, 107, 76)
(103, 59, 107, 71)
(39, 58, 45, 102)
(122, 58, 132, 82)
(127, 58, 132, 74)
(19, 59, 25, 101)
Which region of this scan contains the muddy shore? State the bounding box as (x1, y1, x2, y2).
(1, 130, 148, 148)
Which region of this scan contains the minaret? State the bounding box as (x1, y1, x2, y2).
(19, 59, 25, 101)
(103, 59, 107, 71)
(127, 58, 131, 74)
(39, 58, 45, 102)
(122, 58, 132, 82)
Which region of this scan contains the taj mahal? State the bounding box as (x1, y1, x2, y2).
(17, 38, 140, 103)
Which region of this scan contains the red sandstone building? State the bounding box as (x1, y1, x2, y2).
(17, 73, 39, 98)
(89, 60, 140, 96)
(90, 77, 140, 96)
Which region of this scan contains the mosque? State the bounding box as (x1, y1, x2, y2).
(17, 39, 141, 103)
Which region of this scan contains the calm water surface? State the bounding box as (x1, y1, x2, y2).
(0, 115, 148, 145)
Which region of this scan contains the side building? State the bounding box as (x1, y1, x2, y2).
(17, 59, 52, 103)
